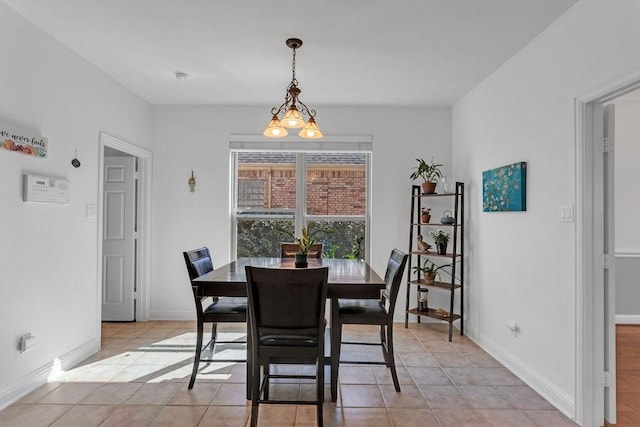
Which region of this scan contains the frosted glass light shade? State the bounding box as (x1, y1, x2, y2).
(263, 115, 288, 138)
(282, 106, 305, 128)
(298, 117, 323, 139)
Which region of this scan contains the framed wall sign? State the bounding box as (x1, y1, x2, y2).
(0, 127, 48, 158)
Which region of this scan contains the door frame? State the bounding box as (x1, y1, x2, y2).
(575, 70, 640, 426)
(98, 132, 152, 323)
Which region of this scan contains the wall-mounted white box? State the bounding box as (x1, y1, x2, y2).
(20, 333, 36, 353)
(23, 174, 70, 203)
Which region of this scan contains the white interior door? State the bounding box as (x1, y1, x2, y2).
(102, 156, 136, 321)
(603, 103, 617, 424)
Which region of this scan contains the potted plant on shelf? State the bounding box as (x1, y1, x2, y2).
(421, 207, 431, 224)
(276, 223, 330, 268)
(429, 229, 450, 255)
(412, 259, 447, 284)
(410, 158, 443, 194)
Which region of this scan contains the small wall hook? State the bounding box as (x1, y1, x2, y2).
(188, 170, 196, 192)
(71, 149, 81, 168)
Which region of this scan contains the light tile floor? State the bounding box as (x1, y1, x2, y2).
(0, 321, 578, 426)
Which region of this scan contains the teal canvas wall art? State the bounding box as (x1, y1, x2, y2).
(482, 162, 527, 212)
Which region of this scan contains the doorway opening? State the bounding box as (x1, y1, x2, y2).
(98, 133, 152, 323)
(102, 150, 137, 321)
(576, 71, 640, 427)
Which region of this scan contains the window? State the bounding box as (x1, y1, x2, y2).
(232, 150, 369, 260)
(237, 181, 265, 208)
(305, 153, 367, 259)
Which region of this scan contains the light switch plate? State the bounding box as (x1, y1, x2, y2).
(559, 204, 574, 223)
(86, 203, 97, 218)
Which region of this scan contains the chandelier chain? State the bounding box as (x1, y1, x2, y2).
(291, 46, 297, 83)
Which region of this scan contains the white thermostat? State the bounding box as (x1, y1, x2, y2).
(23, 174, 70, 203)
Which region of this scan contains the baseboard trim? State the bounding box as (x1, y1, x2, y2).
(465, 327, 576, 422)
(0, 339, 99, 411)
(616, 314, 640, 324)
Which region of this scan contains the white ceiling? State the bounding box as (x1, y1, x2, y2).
(4, 0, 577, 107)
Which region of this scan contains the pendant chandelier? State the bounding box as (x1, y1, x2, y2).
(263, 38, 323, 140)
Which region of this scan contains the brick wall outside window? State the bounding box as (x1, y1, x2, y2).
(238, 164, 365, 215)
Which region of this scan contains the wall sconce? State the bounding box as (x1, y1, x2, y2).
(188, 171, 196, 192)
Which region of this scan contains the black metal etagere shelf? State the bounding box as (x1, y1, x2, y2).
(405, 183, 464, 341)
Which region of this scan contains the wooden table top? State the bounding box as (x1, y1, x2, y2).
(193, 257, 385, 299)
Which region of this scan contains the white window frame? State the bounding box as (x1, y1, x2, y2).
(230, 135, 372, 261)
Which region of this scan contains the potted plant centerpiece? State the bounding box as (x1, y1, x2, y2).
(412, 259, 447, 284)
(277, 223, 330, 268)
(430, 229, 450, 255)
(410, 158, 443, 194)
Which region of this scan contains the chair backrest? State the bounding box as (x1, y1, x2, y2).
(183, 247, 214, 280)
(280, 242, 323, 258)
(245, 266, 329, 338)
(381, 249, 409, 318)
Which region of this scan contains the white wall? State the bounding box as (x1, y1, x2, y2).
(452, 0, 640, 420)
(0, 3, 152, 408)
(150, 106, 451, 319)
(613, 97, 640, 320)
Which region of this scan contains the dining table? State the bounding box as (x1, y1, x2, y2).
(192, 257, 386, 401)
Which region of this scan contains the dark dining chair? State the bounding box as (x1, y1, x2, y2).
(183, 247, 247, 389)
(245, 266, 329, 427)
(330, 249, 408, 401)
(280, 242, 323, 258)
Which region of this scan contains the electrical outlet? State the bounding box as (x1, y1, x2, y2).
(20, 334, 36, 353)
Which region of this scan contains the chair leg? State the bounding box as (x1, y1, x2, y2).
(246, 327, 253, 400)
(250, 361, 261, 427)
(330, 302, 341, 402)
(386, 323, 401, 392)
(210, 322, 218, 344)
(189, 320, 205, 389)
(263, 363, 270, 401)
(331, 325, 342, 402)
(379, 325, 389, 365)
(206, 323, 218, 365)
(317, 353, 324, 426)
(250, 404, 259, 427)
